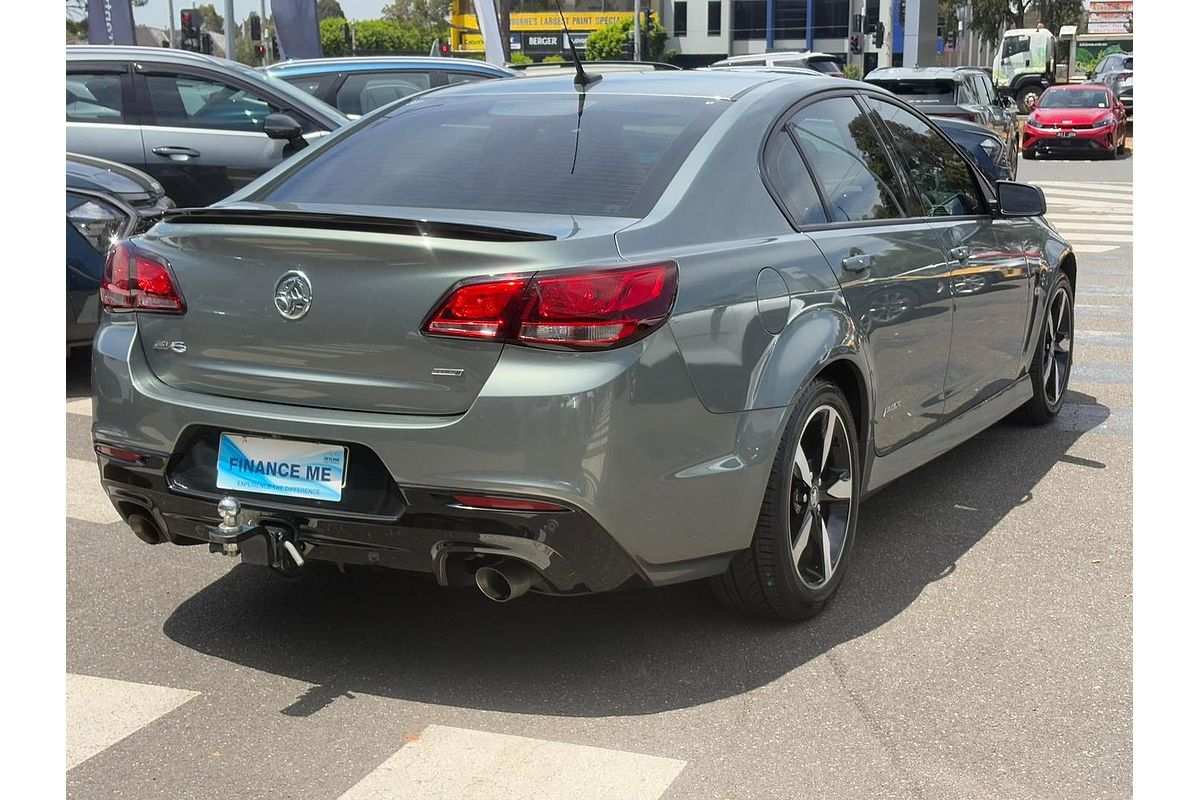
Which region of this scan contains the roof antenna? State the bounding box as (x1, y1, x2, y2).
(555, 0, 600, 89)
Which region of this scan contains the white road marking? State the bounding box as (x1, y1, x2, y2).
(338, 725, 687, 800)
(67, 457, 121, 524)
(1054, 233, 1134, 243)
(1031, 181, 1132, 253)
(1071, 244, 1119, 254)
(1035, 181, 1132, 192)
(67, 398, 93, 417)
(1039, 188, 1133, 202)
(66, 674, 198, 770)
(1046, 213, 1132, 222)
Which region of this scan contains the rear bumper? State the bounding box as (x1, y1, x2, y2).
(91, 317, 785, 591)
(1022, 124, 1118, 154)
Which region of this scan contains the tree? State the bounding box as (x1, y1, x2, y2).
(318, 0, 345, 21)
(196, 3, 224, 34)
(319, 16, 350, 56)
(383, 0, 451, 31)
(585, 17, 667, 61)
(320, 17, 438, 57)
(968, 0, 1081, 45)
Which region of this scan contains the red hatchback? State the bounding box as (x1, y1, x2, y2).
(1022, 84, 1128, 160)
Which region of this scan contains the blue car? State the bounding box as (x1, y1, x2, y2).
(265, 57, 516, 117)
(67, 153, 172, 352)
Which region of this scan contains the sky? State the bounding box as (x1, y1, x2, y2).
(127, 1, 393, 30)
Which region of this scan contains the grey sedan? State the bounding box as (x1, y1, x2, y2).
(92, 70, 1075, 621)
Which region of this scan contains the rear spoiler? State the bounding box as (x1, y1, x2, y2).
(160, 207, 557, 243)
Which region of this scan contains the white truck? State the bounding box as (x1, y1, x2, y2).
(992, 25, 1133, 114)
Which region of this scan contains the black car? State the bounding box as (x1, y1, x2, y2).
(66, 153, 172, 351)
(866, 66, 1018, 155)
(930, 115, 1017, 187)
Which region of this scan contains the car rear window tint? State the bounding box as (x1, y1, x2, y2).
(336, 72, 433, 116)
(67, 73, 127, 123)
(259, 93, 727, 218)
(868, 79, 958, 104)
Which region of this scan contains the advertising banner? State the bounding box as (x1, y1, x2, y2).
(270, 0, 322, 59)
(88, 0, 136, 46)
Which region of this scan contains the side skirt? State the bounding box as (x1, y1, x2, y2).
(863, 377, 1034, 497)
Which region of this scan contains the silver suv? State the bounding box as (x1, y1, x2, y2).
(711, 51, 844, 76)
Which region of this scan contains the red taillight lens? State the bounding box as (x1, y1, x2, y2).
(422, 262, 678, 350)
(101, 241, 185, 313)
(95, 444, 145, 464)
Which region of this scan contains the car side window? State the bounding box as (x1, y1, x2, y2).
(336, 72, 433, 116)
(786, 96, 909, 223)
(974, 75, 996, 105)
(957, 78, 979, 105)
(867, 98, 987, 218)
(763, 130, 828, 226)
(445, 72, 489, 87)
(67, 72, 128, 123)
(145, 73, 279, 133)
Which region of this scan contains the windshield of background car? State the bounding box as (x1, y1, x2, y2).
(1038, 89, 1109, 109)
(258, 93, 728, 217)
(868, 80, 958, 104)
(782, 58, 841, 73)
(226, 62, 349, 125)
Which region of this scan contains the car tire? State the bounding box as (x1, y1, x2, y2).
(710, 380, 861, 621)
(1019, 273, 1074, 425)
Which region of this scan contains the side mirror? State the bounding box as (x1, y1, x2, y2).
(264, 112, 307, 150)
(996, 181, 1046, 217)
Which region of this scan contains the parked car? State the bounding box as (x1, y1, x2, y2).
(93, 71, 1074, 621)
(712, 51, 844, 76)
(1022, 84, 1128, 160)
(67, 46, 349, 208)
(1091, 52, 1132, 115)
(930, 115, 1017, 186)
(512, 61, 681, 76)
(66, 153, 172, 352)
(265, 57, 516, 118)
(865, 66, 1017, 153)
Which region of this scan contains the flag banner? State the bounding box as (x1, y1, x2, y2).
(270, 0, 322, 59)
(88, 0, 136, 46)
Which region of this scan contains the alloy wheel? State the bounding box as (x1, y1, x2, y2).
(1041, 284, 1073, 405)
(789, 405, 854, 590)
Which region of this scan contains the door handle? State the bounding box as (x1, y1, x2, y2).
(949, 246, 970, 263)
(841, 252, 875, 273)
(152, 146, 201, 161)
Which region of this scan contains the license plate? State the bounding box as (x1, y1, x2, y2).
(1057, 130, 1076, 138)
(216, 433, 347, 502)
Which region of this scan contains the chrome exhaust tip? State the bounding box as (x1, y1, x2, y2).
(127, 513, 165, 545)
(475, 561, 535, 602)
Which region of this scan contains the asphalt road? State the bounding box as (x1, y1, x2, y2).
(65, 152, 1132, 799)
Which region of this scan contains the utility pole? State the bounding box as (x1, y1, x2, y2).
(633, 0, 642, 61)
(260, 0, 270, 65)
(168, 0, 176, 48)
(880, 0, 893, 68)
(225, 0, 236, 58)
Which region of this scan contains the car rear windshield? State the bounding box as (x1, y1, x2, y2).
(868, 79, 958, 104)
(793, 58, 842, 74)
(1039, 89, 1109, 108)
(257, 92, 728, 218)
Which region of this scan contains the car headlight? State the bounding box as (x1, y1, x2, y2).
(1026, 118, 1048, 130)
(68, 199, 131, 252)
(979, 137, 1002, 159)
(1091, 116, 1116, 128)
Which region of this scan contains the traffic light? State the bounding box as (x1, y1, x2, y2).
(853, 13, 863, 33)
(255, 44, 266, 59)
(849, 33, 861, 54)
(874, 22, 885, 49)
(439, 42, 451, 56)
(643, 9, 654, 30)
(271, 34, 280, 60)
(622, 31, 635, 60)
(200, 33, 213, 55)
(249, 14, 262, 42)
(180, 8, 200, 51)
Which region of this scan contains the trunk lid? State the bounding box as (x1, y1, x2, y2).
(134, 206, 631, 415)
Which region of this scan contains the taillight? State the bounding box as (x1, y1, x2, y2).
(450, 494, 569, 513)
(100, 241, 186, 313)
(422, 262, 678, 350)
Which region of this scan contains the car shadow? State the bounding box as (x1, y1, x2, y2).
(163, 391, 1110, 718)
(67, 348, 92, 399)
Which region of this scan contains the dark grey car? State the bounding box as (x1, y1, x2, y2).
(92, 71, 1075, 621)
(1092, 53, 1133, 114)
(866, 66, 1018, 153)
(67, 46, 348, 208)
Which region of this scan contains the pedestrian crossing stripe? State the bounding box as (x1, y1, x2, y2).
(67, 457, 120, 525)
(337, 725, 686, 800)
(1032, 180, 1131, 255)
(67, 398, 93, 417)
(66, 673, 198, 771)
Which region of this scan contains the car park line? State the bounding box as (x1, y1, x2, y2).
(67, 457, 121, 524)
(66, 673, 199, 771)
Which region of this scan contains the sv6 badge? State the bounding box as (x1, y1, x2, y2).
(153, 340, 187, 354)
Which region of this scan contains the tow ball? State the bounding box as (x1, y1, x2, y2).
(207, 496, 305, 574)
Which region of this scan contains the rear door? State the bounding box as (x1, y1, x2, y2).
(787, 93, 955, 452)
(66, 62, 145, 169)
(867, 96, 1032, 416)
(133, 64, 323, 207)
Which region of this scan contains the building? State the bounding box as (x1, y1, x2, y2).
(450, 0, 638, 58)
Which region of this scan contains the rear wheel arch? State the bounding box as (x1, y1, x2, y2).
(1059, 252, 1077, 292)
(813, 358, 871, 461)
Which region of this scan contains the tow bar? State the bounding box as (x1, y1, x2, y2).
(207, 496, 306, 576)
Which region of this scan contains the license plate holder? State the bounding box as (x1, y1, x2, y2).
(1057, 130, 1077, 138)
(216, 433, 348, 502)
